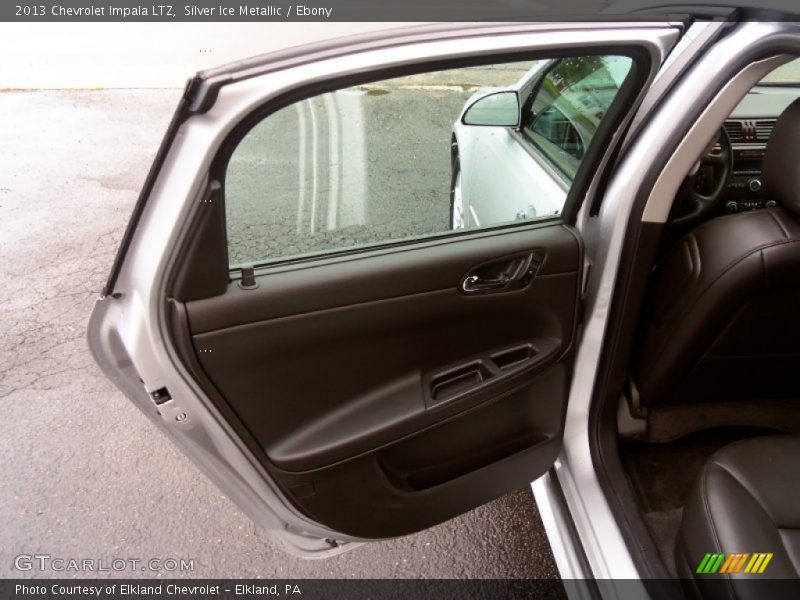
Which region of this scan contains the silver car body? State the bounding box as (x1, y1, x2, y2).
(453, 54, 636, 230)
(87, 16, 800, 591)
(453, 61, 566, 228)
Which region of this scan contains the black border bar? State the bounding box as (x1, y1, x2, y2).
(3, 0, 800, 22)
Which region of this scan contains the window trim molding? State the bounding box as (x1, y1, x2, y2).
(204, 45, 653, 274)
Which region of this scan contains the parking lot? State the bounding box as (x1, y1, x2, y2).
(0, 87, 558, 578)
(225, 63, 532, 265)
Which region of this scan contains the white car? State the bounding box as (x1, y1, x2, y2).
(451, 55, 632, 230)
(89, 11, 800, 597)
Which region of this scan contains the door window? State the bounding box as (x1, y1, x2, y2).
(522, 55, 633, 181)
(224, 55, 634, 267)
(224, 62, 535, 267)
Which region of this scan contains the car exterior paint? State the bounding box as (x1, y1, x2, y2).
(453, 55, 634, 230)
(454, 60, 567, 229)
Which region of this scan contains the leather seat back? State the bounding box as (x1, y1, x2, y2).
(676, 435, 800, 596)
(633, 99, 800, 407)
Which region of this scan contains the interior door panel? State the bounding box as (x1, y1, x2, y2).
(179, 222, 582, 538)
(83, 23, 681, 551)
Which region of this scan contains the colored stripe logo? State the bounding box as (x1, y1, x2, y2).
(696, 553, 773, 574)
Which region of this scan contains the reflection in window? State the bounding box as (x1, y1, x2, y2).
(223, 57, 633, 267)
(225, 63, 538, 266)
(523, 55, 633, 180)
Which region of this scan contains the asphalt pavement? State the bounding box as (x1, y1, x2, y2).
(226, 63, 532, 265)
(227, 86, 468, 265)
(0, 88, 558, 579)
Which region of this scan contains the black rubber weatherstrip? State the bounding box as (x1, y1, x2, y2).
(545, 466, 602, 596)
(101, 76, 202, 297)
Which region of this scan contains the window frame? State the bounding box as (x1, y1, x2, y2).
(210, 46, 651, 272)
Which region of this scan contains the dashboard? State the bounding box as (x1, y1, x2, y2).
(720, 86, 800, 214)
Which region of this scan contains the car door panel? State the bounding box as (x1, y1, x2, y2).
(87, 23, 682, 551)
(181, 223, 581, 537)
(272, 366, 567, 538)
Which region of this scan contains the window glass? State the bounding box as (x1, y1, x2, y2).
(225, 56, 633, 267)
(522, 55, 633, 181)
(759, 57, 800, 85)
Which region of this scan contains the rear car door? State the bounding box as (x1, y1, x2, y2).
(88, 22, 681, 554)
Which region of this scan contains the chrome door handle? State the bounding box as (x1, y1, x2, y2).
(460, 252, 541, 294)
(461, 274, 511, 293)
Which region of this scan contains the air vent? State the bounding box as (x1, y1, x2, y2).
(723, 120, 744, 142)
(755, 120, 775, 141)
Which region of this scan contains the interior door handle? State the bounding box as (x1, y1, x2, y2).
(461, 274, 513, 293)
(461, 252, 539, 294)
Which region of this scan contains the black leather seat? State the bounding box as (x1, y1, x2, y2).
(633, 99, 800, 408)
(676, 435, 800, 596)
